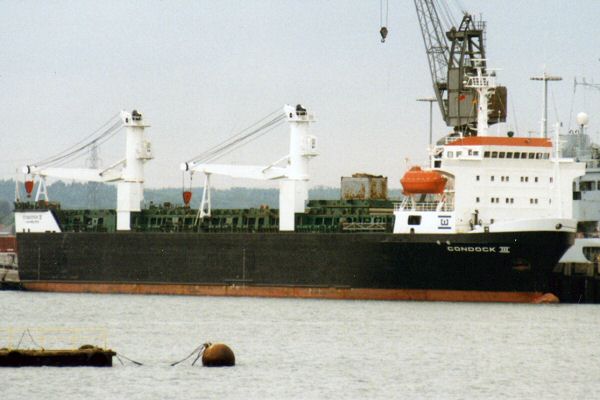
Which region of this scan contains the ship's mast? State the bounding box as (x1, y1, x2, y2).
(117, 111, 152, 231)
(530, 72, 562, 138)
(465, 60, 497, 136)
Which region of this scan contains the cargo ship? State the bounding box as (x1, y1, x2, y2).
(10, 10, 588, 302)
(13, 63, 586, 302)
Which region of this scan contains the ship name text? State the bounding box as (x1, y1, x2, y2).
(447, 246, 511, 254)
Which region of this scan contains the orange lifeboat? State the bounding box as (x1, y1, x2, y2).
(400, 166, 447, 195)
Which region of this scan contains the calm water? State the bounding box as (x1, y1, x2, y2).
(1, 291, 599, 399)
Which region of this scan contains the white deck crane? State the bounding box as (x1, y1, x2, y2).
(21, 110, 152, 231)
(181, 104, 317, 231)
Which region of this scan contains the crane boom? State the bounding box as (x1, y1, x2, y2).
(414, 0, 450, 121)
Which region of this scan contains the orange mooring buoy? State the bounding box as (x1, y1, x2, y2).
(202, 343, 235, 367)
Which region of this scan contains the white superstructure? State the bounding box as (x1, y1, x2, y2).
(394, 63, 585, 235)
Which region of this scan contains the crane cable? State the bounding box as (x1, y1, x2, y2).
(200, 115, 285, 164)
(435, 0, 455, 32)
(186, 108, 281, 163)
(379, 0, 389, 43)
(186, 108, 286, 165)
(50, 122, 123, 168)
(39, 120, 124, 169)
(33, 113, 122, 168)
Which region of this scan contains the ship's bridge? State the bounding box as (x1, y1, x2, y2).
(438, 136, 553, 164)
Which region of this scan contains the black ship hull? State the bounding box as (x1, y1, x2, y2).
(16, 230, 573, 302)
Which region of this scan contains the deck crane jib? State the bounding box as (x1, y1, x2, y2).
(181, 104, 317, 232)
(19, 110, 152, 231)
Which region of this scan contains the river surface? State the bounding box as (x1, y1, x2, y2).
(1, 291, 599, 399)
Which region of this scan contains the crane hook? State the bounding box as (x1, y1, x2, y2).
(380, 26, 388, 43)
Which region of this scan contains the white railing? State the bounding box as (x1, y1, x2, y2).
(444, 135, 462, 144)
(395, 199, 455, 212)
(341, 222, 387, 231)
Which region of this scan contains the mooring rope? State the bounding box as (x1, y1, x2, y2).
(191, 351, 202, 366)
(115, 354, 125, 366)
(170, 343, 209, 366)
(116, 352, 143, 366)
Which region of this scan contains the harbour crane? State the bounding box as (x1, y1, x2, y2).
(387, 1, 508, 134)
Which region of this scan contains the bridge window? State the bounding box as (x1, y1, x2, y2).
(580, 181, 596, 191)
(408, 215, 421, 225)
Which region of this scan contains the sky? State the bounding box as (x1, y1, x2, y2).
(1, 0, 600, 190)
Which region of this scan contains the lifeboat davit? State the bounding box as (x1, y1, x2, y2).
(400, 166, 447, 195)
